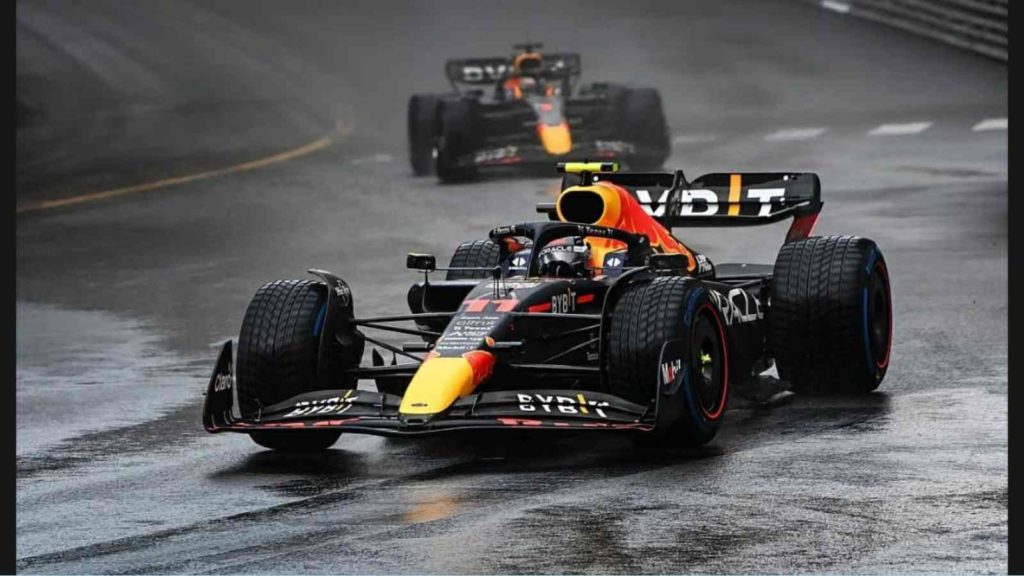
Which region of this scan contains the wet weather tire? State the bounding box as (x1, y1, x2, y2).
(435, 100, 478, 183)
(620, 88, 669, 170)
(249, 429, 341, 452)
(445, 239, 501, 280)
(236, 279, 343, 451)
(609, 277, 729, 446)
(770, 236, 892, 395)
(408, 94, 440, 176)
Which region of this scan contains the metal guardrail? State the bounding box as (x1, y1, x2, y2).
(811, 0, 1007, 61)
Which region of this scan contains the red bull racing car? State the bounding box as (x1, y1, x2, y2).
(204, 162, 892, 451)
(407, 43, 671, 182)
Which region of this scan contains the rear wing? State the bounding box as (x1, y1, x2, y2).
(444, 53, 582, 86)
(545, 164, 823, 243)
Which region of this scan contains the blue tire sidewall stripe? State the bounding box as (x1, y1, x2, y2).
(681, 286, 717, 432)
(862, 247, 879, 375)
(312, 302, 328, 337)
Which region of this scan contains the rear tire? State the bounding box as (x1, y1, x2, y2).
(408, 94, 440, 176)
(236, 279, 351, 452)
(608, 277, 729, 446)
(445, 239, 501, 280)
(620, 88, 669, 170)
(770, 236, 892, 395)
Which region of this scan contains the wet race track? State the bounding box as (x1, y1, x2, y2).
(15, 0, 1007, 573)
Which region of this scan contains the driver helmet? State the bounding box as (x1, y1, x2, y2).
(537, 239, 591, 278)
(513, 52, 543, 76)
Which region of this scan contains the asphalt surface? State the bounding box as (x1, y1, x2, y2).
(16, 0, 1007, 573)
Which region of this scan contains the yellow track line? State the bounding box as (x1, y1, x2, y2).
(16, 136, 333, 214)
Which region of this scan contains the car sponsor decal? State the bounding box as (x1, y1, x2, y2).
(474, 145, 520, 165)
(434, 314, 503, 355)
(495, 418, 652, 431)
(660, 358, 682, 386)
(516, 393, 610, 418)
(574, 224, 615, 238)
(709, 288, 763, 325)
(595, 140, 636, 155)
(500, 281, 541, 290)
(213, 373, 233, 392)
(551, 289, 576, 313)
(333, 282, 351, 306)
(695, 253, 713, 275)
(458, 63, 512, 82)
(636, 177, 788, 218)
(527, 291, 594, 313)
(540, 244, 587, 253)
(283, 389, 358, 418)
(728, 174, 742, 216)
(604, 254, 624, 268)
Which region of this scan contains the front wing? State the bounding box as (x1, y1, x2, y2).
(203, 342, 655, 436)
(457, 139, 665, 170)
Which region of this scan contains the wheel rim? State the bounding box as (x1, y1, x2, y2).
(691, 304, 727, 419)
(867, 261, 892, 369)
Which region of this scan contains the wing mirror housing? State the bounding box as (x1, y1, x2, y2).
(647, 253, 689, 270)
(406, 253, 436, 271)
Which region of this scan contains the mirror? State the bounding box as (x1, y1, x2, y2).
(406, 253, 436, 271)
(647, 253, 688, 270)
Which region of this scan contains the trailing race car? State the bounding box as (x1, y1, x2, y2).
(204, 162, 892, 451)
(408, 43, 671, 182)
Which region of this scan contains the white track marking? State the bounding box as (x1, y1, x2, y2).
(672, 134, 718, 144)
(764, 127, 827, 141)
(868, 122, 932, 136)
(821, 0, 850, 13)
(972, 118, 1007, 131)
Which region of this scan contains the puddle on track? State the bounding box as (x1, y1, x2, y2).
(16, 301, 207, 456)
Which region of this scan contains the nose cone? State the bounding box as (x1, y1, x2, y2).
(399, 351, 495, 419)
(538, 123, 572, 155)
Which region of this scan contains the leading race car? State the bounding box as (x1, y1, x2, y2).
(408, 43, 671, 182)
(203, 162, 892, 451)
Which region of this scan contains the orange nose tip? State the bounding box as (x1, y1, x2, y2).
(538, 123, 572, 155)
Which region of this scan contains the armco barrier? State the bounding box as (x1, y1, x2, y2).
(811, 0, 1007, 61)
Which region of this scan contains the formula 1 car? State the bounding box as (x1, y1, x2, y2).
(204, 162, 892, 451)
(408, 43, 671, 182)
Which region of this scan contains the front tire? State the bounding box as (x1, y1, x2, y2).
(236, 279, 352, 452)
(250, 430, 341, 452)
(770, 236, 892, 395)
(608, 277, 729, 446)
